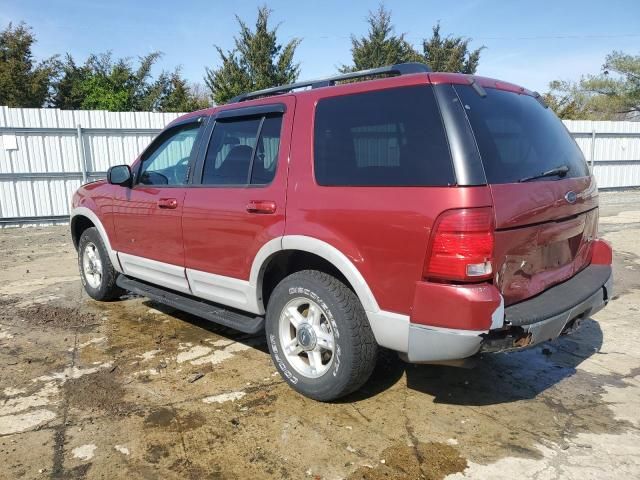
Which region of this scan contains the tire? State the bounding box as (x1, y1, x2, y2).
(266, 270, 378, 401)
(77, 227, 124, 301)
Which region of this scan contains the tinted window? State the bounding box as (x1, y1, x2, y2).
(314, 85, 454, 186)
(139, 123, 201, 186)
(455, 85, 589, 184)
(203, 117, 260, 185)
(202, 115, 282, 185)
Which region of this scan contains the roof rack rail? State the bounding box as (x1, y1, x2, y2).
(228, 62, 431, 103)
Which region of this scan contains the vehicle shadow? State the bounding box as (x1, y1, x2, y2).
(141, 298, 603, 407)
(347, 318, 603, 406)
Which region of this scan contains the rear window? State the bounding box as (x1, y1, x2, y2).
(455, 85, 589, 184)
(314, 85, 455, 186)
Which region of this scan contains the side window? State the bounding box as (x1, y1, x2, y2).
(202, 114, 283, 186)
(202, 118, 260, 185)
(139, 123, 201, 186)
(313, 86, 455, 186)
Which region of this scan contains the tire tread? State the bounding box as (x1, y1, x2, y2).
(269, 269, 378, 400)
(78, 227, 124, 301)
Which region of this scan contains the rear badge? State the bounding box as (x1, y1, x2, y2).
(565, 191, 577, 204)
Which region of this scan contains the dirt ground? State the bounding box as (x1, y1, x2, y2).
(1, 191, 639, 480)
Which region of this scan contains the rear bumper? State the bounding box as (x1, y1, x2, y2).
(406, 263, 613, 363)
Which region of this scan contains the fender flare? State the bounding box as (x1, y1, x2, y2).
(249, 235, 409, 352)
(70, 207, 122, 273)
(249, 235, 379, 312)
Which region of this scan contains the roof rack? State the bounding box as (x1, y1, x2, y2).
(228, 62, 431, 103)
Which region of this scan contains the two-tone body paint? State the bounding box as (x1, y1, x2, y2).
(181, 96, 296, 280)
(71, 70, 611, 339)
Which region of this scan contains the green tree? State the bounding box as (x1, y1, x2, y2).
(51, 54, 90, 110)
(78, 52, 162, 111)
(204, 6, 301, 104)
(156, 71, 210, 112)
(422, 23, 483, 74)
(546, 51, 640, 120)
(0, 22, 58, 107)
(341, 5, 420, 72)
(52, 52, 207, 112)
(543, 80, 591, 120)
(344, 6, 483, 74)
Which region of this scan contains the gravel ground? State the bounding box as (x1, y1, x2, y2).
(0, 190, 639, 479)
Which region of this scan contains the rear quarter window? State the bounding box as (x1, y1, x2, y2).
(313, 85, 455, 186)
(454, 85, 589, 184)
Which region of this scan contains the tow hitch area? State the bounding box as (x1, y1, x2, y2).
(481, 315, 587, 354)
(481, 327, 533, 353)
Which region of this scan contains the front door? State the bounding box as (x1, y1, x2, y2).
(182, 98, 295, 312)
(113, 118, 206, 293)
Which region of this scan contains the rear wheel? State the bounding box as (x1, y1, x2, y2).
(266, 270, 378, 401)
(78, 227, 123, 301)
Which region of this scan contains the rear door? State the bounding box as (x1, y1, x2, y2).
(454, 85, 597, 305)
(181, 99, 294, 312)
(113, 117, 206, 293)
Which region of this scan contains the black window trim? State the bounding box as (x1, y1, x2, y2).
(216, 103, 285, 120)
(192, 106, 285, 188)
(134, 115, 207, 189)
(246, 116, 266, 185)
(433, 84, 486, 186)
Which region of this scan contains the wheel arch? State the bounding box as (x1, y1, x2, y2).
(251, 235, 409, 353)
(71, 215, 95, 250)
(251, 235, 380, 315)
(70, 207, 122, 273)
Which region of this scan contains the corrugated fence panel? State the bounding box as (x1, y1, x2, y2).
(0, 106, 181, 224)
(564, 120, 640, 188)
(0, 107, 639, 226)
(0, 181, 18, 217)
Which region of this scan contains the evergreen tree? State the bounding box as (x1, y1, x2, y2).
(205, 7, 301, 104)
(158, 71, 210, 112)
(422, 23, 483, 74)
(52, 52, 207, 112)
(341, 5, 420, 72)
(344, 6, 483, 74)
(0, 22, 57, 107)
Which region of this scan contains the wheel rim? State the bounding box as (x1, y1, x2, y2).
(278, 297, 336, 379)
(82, 242, 103, 289)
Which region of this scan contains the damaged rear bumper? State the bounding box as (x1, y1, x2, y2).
(481, 264, 612, 353)
(406, 263, 613, 363)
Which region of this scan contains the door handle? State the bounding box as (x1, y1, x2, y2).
(246, 200, 276, 214)
(157, 198, 178, 209)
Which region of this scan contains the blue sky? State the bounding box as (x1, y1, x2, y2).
(1, 0, 639, 93)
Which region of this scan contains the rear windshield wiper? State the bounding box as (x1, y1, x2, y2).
(518, 165, 570, 183)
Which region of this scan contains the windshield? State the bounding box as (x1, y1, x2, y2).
(454, 85, 589, 184)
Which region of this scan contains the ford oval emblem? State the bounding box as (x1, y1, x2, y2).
(565, 191, 577, 204)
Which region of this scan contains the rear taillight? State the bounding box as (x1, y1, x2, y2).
(424, 207, 494, 282)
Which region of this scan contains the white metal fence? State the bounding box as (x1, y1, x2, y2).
(565, 120, 640, 189)
(0, 107, 639, 226)
(0, 106, 182, 225)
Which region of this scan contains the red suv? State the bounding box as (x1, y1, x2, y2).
(71, 63, 613, 401)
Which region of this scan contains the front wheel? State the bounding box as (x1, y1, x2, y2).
(78, 227, 124, 301)
(265, 270, 378, 401)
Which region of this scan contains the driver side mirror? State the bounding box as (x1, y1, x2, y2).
(107, 164, 132, 187)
